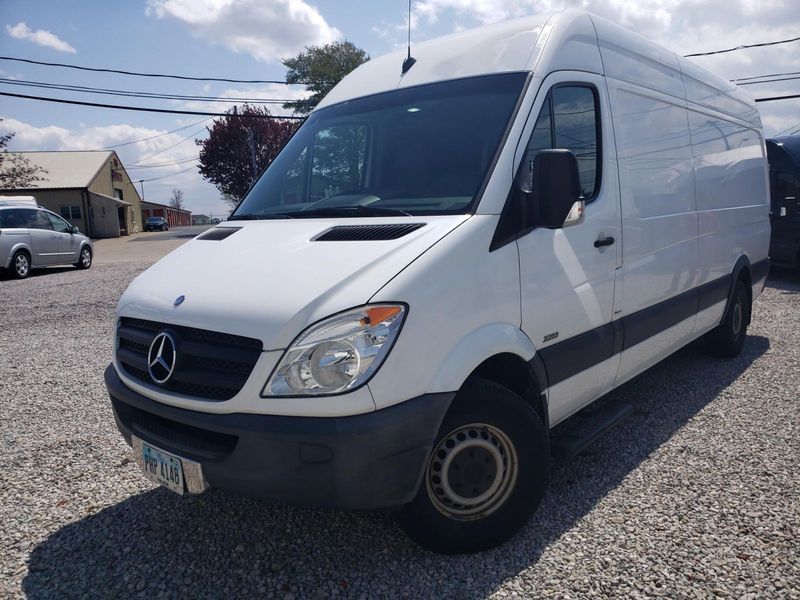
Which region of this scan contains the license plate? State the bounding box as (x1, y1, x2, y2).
(139, 441, 185, 495)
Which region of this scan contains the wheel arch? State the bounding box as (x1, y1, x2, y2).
(468, 353, 550, 429)
(8, 244, 32, 268)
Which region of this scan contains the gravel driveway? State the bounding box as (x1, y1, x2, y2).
(1, 263, 798, 599)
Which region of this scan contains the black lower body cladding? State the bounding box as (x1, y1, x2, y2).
(105, 365, 454, 510)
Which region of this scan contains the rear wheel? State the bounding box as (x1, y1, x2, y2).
(11, 250, 31, 279)
(396, 378, 549, 554)
(704, 279, 749, 357)
(75, 246, 92, 270)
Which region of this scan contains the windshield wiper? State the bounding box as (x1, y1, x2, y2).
(290, 205, 412, 218)
(228, 213, 294, 220)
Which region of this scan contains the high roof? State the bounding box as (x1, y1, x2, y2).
(1, 150, 113, 189)
(317, 9, 759, 127)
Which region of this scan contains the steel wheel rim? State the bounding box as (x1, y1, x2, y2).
(15, 254, 29, 276)
(732, 299, 743, 335)
(426, 422, 518, 520)
(81, 248, 91, 267)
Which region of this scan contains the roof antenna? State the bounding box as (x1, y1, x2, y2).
(402, 0, 416, 74)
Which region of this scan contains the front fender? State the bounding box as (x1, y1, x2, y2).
(427, 323, 537, 393)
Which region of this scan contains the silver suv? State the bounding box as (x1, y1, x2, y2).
(0, 203, 93, 279)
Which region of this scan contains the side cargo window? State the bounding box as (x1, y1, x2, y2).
(520, 84, 601, 201)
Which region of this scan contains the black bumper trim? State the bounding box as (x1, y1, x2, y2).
(105, 365, 454, 510)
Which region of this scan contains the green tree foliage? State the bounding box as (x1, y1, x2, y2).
(196, 105, 298, 203)
(282, 41, 369, 116)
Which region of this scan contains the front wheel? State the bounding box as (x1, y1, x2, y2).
(75, 246, 92, 270)
(396, 379, 550, 554)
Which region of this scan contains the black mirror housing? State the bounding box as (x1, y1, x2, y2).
(527, 149, 582, 229)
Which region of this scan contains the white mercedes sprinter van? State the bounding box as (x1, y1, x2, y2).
(106, 10, 770, 554)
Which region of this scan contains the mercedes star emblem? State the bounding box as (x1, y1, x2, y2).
(147, 331, 177, 384)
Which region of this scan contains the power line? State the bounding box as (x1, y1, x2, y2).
(732, 70, 800, 82)
(137, 165, 197, 183)
(0, 77, 297, 104)
(0, 91, 306, 119)
(737, 75, 800, 86)
(127, 155, 199, 169)
(100, 118, 213, 150)
(128, 128, 206, 165)
(685, 35, 800, 57)
(0, 55, 302, 85)
(754, 93, 800, 103)
(774, 123, 800, 136)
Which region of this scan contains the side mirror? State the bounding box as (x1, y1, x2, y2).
(70, 226, 79, 234)
(520, 149, 584, 229)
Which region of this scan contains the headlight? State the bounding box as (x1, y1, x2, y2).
(263, 304, 406, 396)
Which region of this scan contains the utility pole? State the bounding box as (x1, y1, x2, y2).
(137, 179, 145, 200)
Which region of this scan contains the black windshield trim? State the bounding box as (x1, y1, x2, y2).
(231, 71, 532, 220)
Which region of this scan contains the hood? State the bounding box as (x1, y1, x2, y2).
(118, 216, 468, 350)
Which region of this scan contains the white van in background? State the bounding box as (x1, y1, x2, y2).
(105, 10, 770, 554)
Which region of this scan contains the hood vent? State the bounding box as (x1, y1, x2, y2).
(197, 227, 241, 241)
(313, 223, 425, 242)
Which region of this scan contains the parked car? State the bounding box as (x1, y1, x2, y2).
(104, 9, 770, 554)
(766, 136, 800, 270)
(0, 201, 93, 279)
(144, 217, 169, 231)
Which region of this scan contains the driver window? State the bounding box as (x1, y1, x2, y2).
(46, 212, 72, 233)
(519, 84, 600, 201)
(309, 124, 369, 203)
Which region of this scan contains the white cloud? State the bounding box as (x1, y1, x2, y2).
(5, 22, 76, 53)
(145, 0, 340, 62)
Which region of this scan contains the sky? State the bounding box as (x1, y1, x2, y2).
(1, 0, 799, 217)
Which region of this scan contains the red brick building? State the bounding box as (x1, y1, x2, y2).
(140, 200, 191, 227)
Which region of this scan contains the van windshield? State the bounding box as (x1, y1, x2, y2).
(232, 72, 528, 219)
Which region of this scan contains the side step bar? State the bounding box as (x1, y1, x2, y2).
(551, 401, 634, 458)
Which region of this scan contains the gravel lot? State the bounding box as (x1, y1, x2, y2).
(1, 262, 798, 599)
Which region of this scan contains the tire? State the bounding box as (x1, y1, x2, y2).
(704, 279, 749, 357)
(396, 378, 550, 554)
(11, 250, 31, 279)
(162, 225, 168, 231)
(75, 246, 92, 270)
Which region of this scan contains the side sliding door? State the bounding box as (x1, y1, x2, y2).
(605, 78, 700, 387)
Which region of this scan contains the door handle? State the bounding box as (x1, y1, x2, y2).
(594, 236, 615, 248)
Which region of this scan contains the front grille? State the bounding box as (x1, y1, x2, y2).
(116, 317, 263, 401)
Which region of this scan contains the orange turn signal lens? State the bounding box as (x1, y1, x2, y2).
(360, 305, 403, 326)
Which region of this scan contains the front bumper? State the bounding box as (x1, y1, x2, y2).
(105, 365, 453, 509)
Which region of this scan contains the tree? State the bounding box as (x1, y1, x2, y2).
(196, 104, 299, 203)
(169, 188, 185, 210)
(221, 193, 239, 211)
(283, 41, 369, 116)
(0, 120, 46, 189)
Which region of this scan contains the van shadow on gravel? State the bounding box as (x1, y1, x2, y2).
(23, 336, 769, 599)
